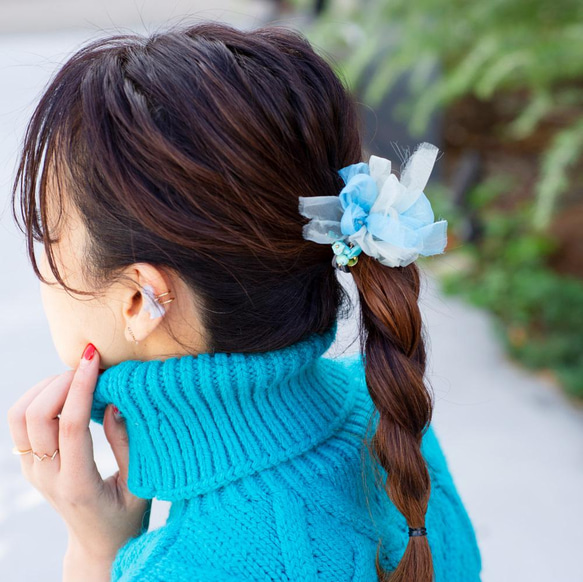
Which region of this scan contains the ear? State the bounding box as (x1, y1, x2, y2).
(121, 263, 176, 343)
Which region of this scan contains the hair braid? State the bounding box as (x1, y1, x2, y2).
(351, 256, 434, 582)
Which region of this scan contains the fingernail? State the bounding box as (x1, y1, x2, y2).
(111, 405, 123, 421)
(82, 343, 96, 362)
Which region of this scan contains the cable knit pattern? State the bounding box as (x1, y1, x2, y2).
(90, 321, 482, 581)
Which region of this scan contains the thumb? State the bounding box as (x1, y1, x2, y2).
(103, 404, 130, 485)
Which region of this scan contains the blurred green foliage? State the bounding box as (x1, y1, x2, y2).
(422, 179, 583, 397)
(294, 0, 583, 397)
(300, 0, 583, 230)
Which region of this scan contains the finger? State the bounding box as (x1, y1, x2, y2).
(103, 404, 130, 485)
(26, 370, 76, 469)
(7, 373, 70, 452)
(58, 344, 101, 475)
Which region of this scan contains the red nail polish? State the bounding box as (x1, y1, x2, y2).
(111, 405, 123, 421)
(82, 343, 96, 361)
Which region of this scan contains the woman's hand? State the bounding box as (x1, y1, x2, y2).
(7, 343, 152, 580)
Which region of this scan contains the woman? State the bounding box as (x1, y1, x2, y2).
(7, 21, 482, 581)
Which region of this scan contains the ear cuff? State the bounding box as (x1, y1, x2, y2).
(154, 291, 175, 305)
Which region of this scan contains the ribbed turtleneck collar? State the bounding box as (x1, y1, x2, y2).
(89, 321, 359, 501)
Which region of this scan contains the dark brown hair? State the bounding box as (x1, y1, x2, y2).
(12, 21, 434, 581)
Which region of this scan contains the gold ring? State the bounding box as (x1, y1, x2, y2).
(12, 446, 33, 456)
(32, 449, 59, 462)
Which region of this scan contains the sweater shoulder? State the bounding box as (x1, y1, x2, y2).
(108, 503, 259, 582)
(108, 487, 379, 582)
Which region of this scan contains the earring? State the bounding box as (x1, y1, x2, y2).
(127, 325, 139, 344)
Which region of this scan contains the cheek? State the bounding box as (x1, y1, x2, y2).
(40, 280, 88, 366)
(38, 251, 73, 358)
(41, 283, 120, 368)
(38, 253, 115, 368)
(37, 248, 123, 368)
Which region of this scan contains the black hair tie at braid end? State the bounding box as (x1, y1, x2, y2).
(408, 527, 427, 537)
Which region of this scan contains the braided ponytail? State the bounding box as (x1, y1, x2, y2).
(351, 256, 434, 582)
(294, 74, 445, 578)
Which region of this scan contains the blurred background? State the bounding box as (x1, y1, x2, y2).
(1, 0, 582, 580)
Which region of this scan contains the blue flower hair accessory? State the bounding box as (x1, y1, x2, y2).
(298, 142, 448, 271)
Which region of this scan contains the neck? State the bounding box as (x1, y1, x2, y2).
(90, 321, 359, 501)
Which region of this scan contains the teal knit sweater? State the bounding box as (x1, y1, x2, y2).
(89, 322, 482, 581)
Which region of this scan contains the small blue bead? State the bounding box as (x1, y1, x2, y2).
(347, 245, 362, 259)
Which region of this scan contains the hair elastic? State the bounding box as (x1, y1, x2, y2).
(408, 527, 427, 537)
